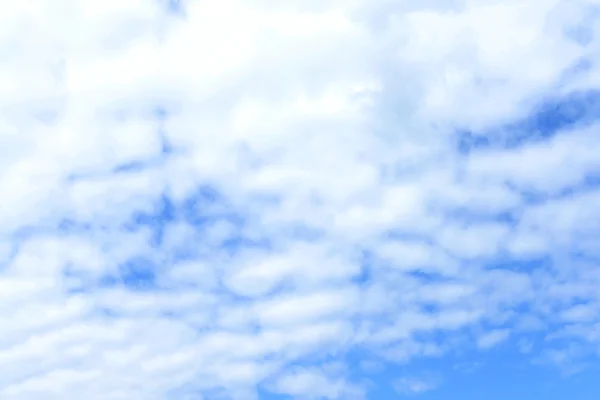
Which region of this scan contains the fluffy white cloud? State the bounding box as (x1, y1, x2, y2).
(2, 0, 600, 398)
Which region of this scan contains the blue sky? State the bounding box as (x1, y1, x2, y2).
(1, 0, 600, 399)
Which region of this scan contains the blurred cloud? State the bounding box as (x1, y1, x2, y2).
(2, 0, 600, 398)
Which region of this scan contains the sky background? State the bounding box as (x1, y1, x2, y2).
(1, 0, 600, 399)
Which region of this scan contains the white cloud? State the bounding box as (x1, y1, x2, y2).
(394, 374, 441, 395)
(477, 329, 511, 350)
(2, 0, 600, 398)
(268, 366, 364, 399)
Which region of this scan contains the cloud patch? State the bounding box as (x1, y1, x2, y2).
(2, 0, 600, 398)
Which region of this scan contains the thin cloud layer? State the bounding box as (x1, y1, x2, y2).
(1, 0, 600, 398)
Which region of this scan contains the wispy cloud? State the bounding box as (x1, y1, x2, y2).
(394, 374, 441, 395)
(2, 0, 600, 398)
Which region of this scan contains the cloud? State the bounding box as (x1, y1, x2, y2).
(267, 365, 364, 399)
(393, 374, 441, 395)
(477, 329, 511, 350)
(2, 0, 600, 398)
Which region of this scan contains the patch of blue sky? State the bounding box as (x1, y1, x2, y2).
(180, 185, 233, 225)
(523, 90, 600, 136)
(127, 193, 176, 246)
(374, 347, 600, 400)
(117, 256, 158, 291)
(457, 89, 600, 154)
(57, 218, 92, 234)
(111, 159, 159, 174)
(62, 256, 157, 293)
(441, 206, 520, 226)
(163, 0, 185, 15)
(179, 187, 254, 252)
(351, 249, 376, 285)
(485, 254, 551, 273)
